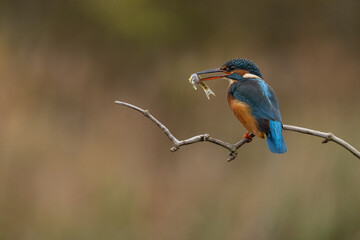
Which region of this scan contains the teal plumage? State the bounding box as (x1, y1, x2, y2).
(228, 75, 286, 153)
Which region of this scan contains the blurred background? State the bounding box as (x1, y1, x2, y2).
(1, 0, 360, 239)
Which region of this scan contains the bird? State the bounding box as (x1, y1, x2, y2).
(194, 58, 287, 153)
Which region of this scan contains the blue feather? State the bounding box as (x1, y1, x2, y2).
(255, 79, 271, 102)
(266, 120, 287, 154)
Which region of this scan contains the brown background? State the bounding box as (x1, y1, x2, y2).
(1, 0, 360, 239)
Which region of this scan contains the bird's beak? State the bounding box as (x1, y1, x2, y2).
(195, 68, 230, 81)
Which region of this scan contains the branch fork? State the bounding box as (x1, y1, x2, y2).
(115, 101, 360, 161)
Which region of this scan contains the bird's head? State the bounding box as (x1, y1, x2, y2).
(195, 58, 263, 82)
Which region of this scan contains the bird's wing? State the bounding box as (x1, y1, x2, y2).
(266, 84, 281, 119)
(229, 80, 281, 122)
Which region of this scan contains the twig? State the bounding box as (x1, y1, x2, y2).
(282, 125, 360, 159)
(115, 101, 360, 161)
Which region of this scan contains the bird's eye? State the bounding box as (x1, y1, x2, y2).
(229, 66, 235, 71)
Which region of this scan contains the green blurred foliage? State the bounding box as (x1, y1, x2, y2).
(0, 0, 360, 239)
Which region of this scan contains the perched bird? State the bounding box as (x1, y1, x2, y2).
(194, 58, 287, 153)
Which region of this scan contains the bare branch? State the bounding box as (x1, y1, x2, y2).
(283, 125, 360, 159)
(115, 101, 250, 161)
(115, 101, 360, 161)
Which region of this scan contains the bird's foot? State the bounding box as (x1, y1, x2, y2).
(243, 132, 253, 143)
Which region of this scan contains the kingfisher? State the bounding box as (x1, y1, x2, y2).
(192, 58, 287, 153)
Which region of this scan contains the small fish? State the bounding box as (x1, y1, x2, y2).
(199, 82, 216, 100)
(189, 73, 216, 100)
(189, 73, 199, 90)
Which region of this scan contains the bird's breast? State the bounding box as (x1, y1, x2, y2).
(227, 93, 265, 138)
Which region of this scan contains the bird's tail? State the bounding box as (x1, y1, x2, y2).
(266, 120, 287, 154)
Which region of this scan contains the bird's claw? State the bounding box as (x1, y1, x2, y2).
(243, 132, 253, 142)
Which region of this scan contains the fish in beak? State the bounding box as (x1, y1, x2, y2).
(188, 68, 230, 100)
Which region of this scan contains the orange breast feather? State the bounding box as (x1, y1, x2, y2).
(228, 95, 265, 138)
